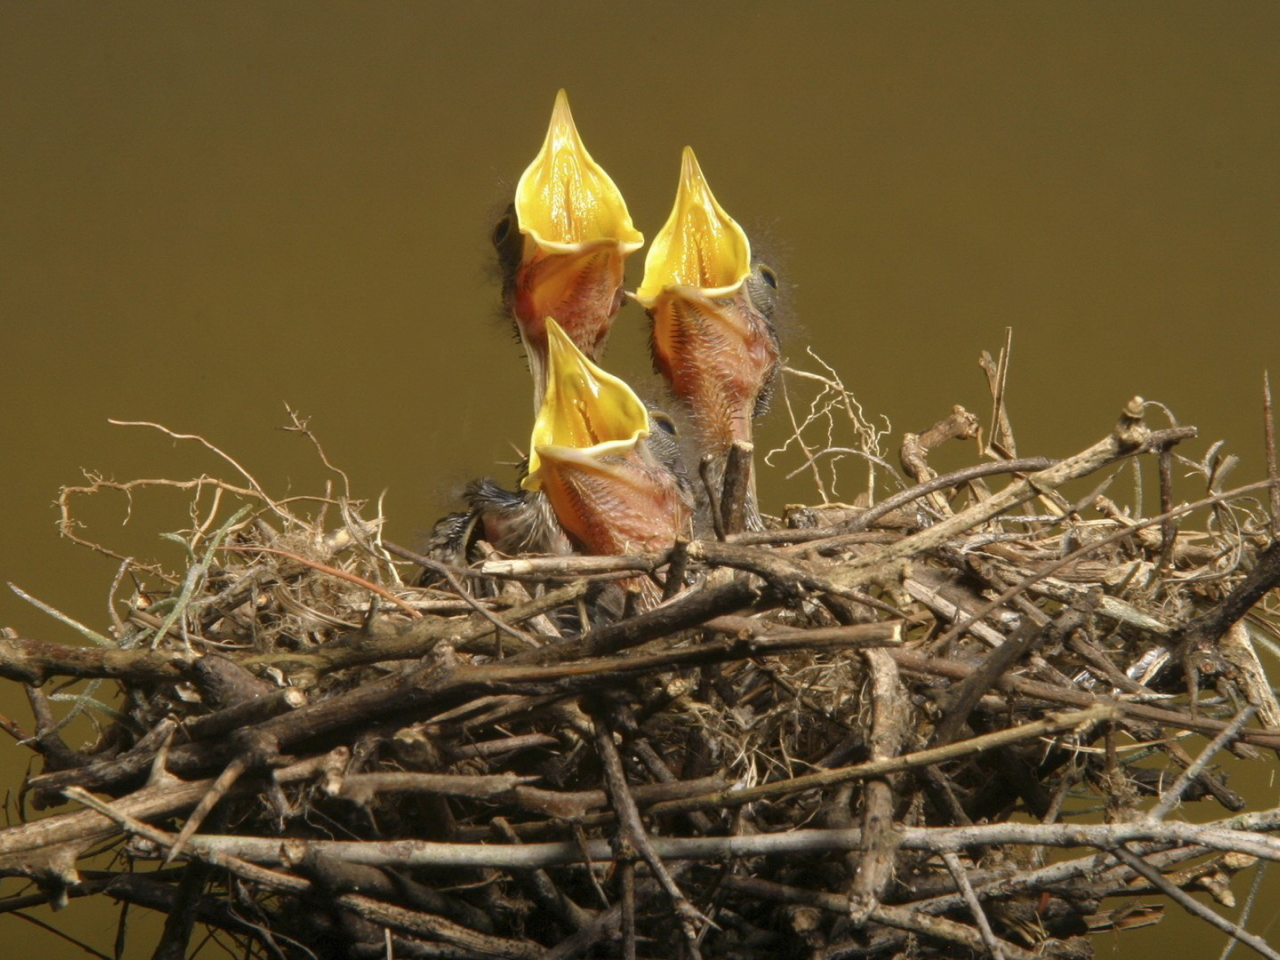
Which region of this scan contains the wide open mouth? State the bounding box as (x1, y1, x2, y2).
(522, 317, 650, 492)
(514, 89, 643, 255)
(635, 146, 751, 305)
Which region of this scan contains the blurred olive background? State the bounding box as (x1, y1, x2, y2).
(2, 3, 1278, 957)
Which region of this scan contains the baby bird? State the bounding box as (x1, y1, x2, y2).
(522, 318, 692, 564)
(432, 92, 647, 566)
(636, 147, 781, 531)
(494, 89, 644, 408)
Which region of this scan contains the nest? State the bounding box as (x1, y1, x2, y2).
(3, 360, 1280, 960)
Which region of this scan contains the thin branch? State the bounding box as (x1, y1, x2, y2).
(1112, 846, 1280, 960)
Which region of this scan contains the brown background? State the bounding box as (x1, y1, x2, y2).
(2, 3, 1278, 956)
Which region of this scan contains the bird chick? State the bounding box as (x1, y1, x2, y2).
(636, 146, 781, 531)
(494, 89, 644, 408)
(523, 319, 692, 563)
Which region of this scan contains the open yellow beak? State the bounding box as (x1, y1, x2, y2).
(635, 147, 752, 306)
(508, 91, 644, 403)
(523, 319, 692, 558)
(515, 90, 643, 256)
(522, 318, 650, 492)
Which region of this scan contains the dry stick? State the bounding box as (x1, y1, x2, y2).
(544, 880, 671, 960)
(191, 652, 278, 708)
(379, 542, 537, 644)
(1149, 705, 1258, 821)
(1094, 706, 1269, 959)
(826, 455, 1057, 533)
(1111, 846, 1280, 960)
(625, 730, 717, 837)
(182, 687, 307, 742)
(169, 714, 314, 863)
(0, 751, 339, 881)
(300, 847, 496, 937)
(846, 649, 908, 924)
(107, 419, 294, 526)
(244, 580, 585, 677)
(733, 456, 1059, 549)
(1170, 538, 1280, 661)
(0, 582, 584, 686)
(22, 685, 82, 769)
(220, 545, 422, 619)
(699, 454, 726, 540)
(903, 573, 1007, 647)
(941, 851, 1005, 960)
(435, 704, 1099, 846)
(152, 825, 220, 960)
(914, 834, 1241, 919)
(7, 583, 583, 701)
(685, 540, 888, 612)
(720, 440, 754, 536)
(931, 595, 1094, 748)
(450, 732, 558, 760)
(981, 330, 1017, 459)
(25, 718, 179, 809)
(64, 787, 544, 960)
(932, 477, 1276, 654)
(619, 861, 636, 960)
(571, 821, 611, 910)
(481, 552, 670, 578)
(1161, 739, 1245, 813)
(663, 536, 691, 601)
(639, 705, 1112, 821)
(491, 817, 594, 933)
(338, 895, 543, 960)
(827, 403, 1194, 592)
(889, 648, 1280, 751)
(718, 874, 1041, 960)
(1266, 371, 1279, 536)
(165, 756, 251, 864)
(592, 705, 707, 956)
(514, 776, 729, 821)
(153, 615, 896, 792)
(900, 406, 981, 518)
(513, 575, 763, 665)
(0, 634, 193, 685)
(332, 771, 537, 805)
(1068, 633, 1150, 695)
(0, 710, 30, 745)
(175, 814, 1280, 880)
(1157, 439, 1178, 572)
(182, 810, 1280, 873)
(1220, 862, 1270, 960)
(545, 903, 625, 960)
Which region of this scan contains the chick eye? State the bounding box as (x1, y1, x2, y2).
(491, 214, 514, 249)
(756, 264, 778, 289)
(651, 412, 677, 435)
